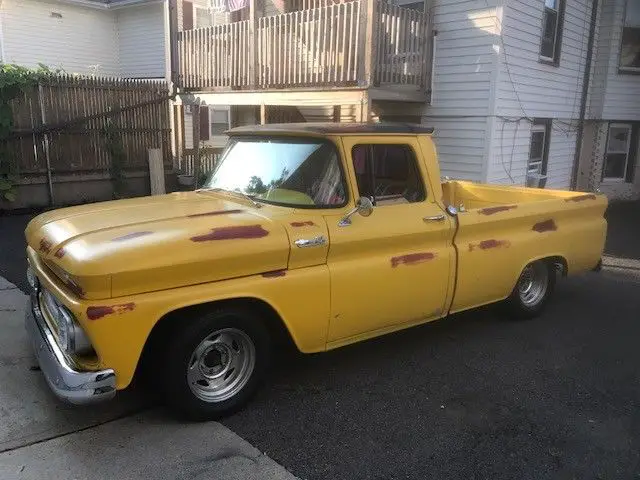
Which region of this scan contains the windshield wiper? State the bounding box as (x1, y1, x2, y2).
(198, 187, 263, 209)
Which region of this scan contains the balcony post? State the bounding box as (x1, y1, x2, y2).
(249, 0, 257, 88)
(359, 0, 377, 88)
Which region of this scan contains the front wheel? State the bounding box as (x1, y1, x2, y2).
(160, 307, 270, 421)
(506, 260, 556, 319)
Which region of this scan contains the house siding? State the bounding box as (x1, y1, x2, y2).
(495, 0, 593, 119)
(486, 0, 593, 187)
(0, 0, 119, 76)
(487, 118, 576, 189)
(590, 0, 640, 121)
(117, 3, 167, 78)
(422, 0, 501, 182)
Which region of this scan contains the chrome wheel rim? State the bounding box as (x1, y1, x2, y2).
(517, 262, 549, 308)
(187, 328, 255, 403)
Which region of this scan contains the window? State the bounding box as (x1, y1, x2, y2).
(620, 0, 640, 72)
(351, 144, 425, 206)
(209, 107, 230, 137)
(204, 138, 347, 208)
(539, 0, 565, 64)
(527, 119, 551, 188)
(602, 123, 638, 182)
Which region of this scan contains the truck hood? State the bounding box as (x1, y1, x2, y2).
(26, 192, 290, 299)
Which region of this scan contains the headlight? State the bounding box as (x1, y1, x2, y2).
(41, 290, 92, 355)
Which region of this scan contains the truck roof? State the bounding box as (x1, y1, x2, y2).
(227, 122, 435, 136)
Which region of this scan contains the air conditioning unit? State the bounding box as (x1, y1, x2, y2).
(526, 173, 547, 188)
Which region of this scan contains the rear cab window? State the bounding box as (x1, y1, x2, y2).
(351, 144, 426, 206)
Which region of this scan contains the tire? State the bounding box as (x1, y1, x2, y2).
(160, 306, 270, 421)
(505, 260, 556, 319)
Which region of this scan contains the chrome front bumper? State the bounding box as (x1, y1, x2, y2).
(25, 298, 116, 405)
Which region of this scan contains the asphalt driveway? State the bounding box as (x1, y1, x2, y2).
(1, 201, 639, 479)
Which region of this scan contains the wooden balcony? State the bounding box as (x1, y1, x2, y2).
(177, 0, 433, 102)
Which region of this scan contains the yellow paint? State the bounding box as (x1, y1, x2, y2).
(25, 131, 608, 391)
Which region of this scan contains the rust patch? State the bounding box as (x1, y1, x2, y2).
(290, 221, 317, 227)
(187, 209, 244, 218)
(39, 238, 53, 255)
(262, 270, 287, 278)
(478, 205, 517, 216)
(54, 247, 66, 259)
(469, 239, 511, 251)
(565, 194, 596, 202)
(190, 224, 269, 242)
(391, 252, 436, 268)
(86, 302, 135, 321)
(111, 231, 153, 242)
(532, 219, 558, 233)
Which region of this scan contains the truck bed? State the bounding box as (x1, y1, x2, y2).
(442, 180, 598, 211)
(442, 180, 608, 314)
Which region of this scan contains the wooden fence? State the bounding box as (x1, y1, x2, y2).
(180, 148, 223, 178)
(7, 75, 171, 175)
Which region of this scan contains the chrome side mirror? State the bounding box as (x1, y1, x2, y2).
(338, 196, 374, 226)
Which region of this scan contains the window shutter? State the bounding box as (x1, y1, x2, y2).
(200, 108, 210, 141)
(183, 1, 194, 30)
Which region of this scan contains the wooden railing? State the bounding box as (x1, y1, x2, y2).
(179, 21, 250, 89)
(376, 2, 430, 86)
(177, 0, 432, 92)
(258, 1, 360, 87)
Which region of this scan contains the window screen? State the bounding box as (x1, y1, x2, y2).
(351, 144, 425, 206)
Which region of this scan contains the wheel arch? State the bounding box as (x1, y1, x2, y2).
(135, 296, 301, 384)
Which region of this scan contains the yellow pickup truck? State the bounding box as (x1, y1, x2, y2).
(24, 123, 607, 420)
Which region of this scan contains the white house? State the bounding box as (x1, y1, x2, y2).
(176, 0, 639, 200)
(425, 0, 639, 200)
(0, 0, 169, 79)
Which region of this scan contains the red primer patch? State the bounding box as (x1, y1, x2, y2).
(87, 302, 135, 321)
(290, 221, 316, 227)
(187, 209, 244, 218)
(190, 224, 269, 242)
(54, 248, 66, 259)
(478, 205, 518, 216)
(469, 239, 511, 251)
(39, 238, 53, 254)
(532, 219, 557, 233)
(391, 252, 436, 268)
(565, 194, 596, 202)
(262, 270, 286, 278)
(112, 231, 152, 242)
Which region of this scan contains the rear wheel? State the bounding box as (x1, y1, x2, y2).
(506, 260, 556, 319)
(160, 307, 270, 421)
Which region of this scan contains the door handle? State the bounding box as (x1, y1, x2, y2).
(423, 214, 445, 222)
(294, 235, 327, 248)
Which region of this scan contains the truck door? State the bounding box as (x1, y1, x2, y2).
(324, 137, 455, 344)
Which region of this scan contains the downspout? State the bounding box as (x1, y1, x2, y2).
(570, 0, 599, 190)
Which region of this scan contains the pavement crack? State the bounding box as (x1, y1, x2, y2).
(0, 405, 150, 455)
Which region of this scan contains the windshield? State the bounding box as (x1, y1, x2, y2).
(203, 137, 347, 208)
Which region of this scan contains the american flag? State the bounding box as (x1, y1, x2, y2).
(227, 0, 248, 12)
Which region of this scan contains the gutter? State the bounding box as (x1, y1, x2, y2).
(570, 0, 599, 190)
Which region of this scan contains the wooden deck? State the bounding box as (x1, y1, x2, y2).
(177, 0, 433, 95)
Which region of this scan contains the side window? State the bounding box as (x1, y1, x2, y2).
(351, 144, 426, 206)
